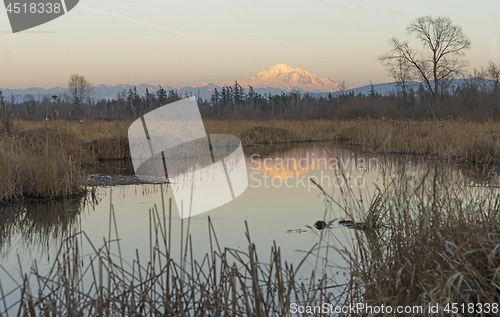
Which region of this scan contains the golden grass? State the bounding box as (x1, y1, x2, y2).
(315, 167, 500, 315)
(328, 119, 500, 163)
(12, 118, 132, 161)
(0, 119, 132, 202)
(0, 196, 341, 316)
(1, 147, 499, 314)
(3, 117, 500, 202)
(204, 119, 338, 145)
(12, 118, 132, 141)
(204, 118, 500, 163)
(11, 118, 500, 164)
(0, 128, 86, 202)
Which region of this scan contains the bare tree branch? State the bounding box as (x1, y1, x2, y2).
(381, 16, 471, 100)
(67, 74, 94, 115)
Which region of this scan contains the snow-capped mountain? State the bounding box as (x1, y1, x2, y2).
(1, 64, 344, 102)
(220, 64, 344, 93)
(4, 64, 497, 103)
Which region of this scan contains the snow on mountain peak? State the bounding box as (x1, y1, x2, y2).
(267, 63, 296, 74)
(220, 64, 344, 93)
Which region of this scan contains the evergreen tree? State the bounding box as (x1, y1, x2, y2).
(211, 88, 221, 116)
(145, 88, 150, 114)
(221, 86, 228, 112)
(248, 85, 256, 110)
(156, 86, 167, 105)
(369, 81, 377, 98)
(0, 91, 4, 116)
(233, 80, 244, 107)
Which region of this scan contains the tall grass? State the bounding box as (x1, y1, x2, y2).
(0, 193, 344, 316)
(316, 165, 500, 315)
(4, 116, 500, 202)
(0, 118, 132, 203)
(205, 118, 500, 163)
(8, 117, 500, 163)
(12, 118, 132, 161)
(1, 146, 499, 315)
(0, 127, 86, 202)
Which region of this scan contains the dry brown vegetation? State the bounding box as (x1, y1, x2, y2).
(0, 124, 85, 202)
(3, 164, 499, 315)
(2, 117, 500, 203)
(11, 117, 500, 164)
(0, 118, 132, 203)
(206, 118, 500, 164)
(310, 164, 500, 316)
(11, 118, 132, 161)
(0, 196, 342, 316)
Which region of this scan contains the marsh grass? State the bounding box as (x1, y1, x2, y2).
(4, 116, 500, 203)
(315, 165, 500, 316)
(12, 118, 132, 161)
(0, 128, 86, 202)
(1, 137, 499, 315)
(206, 119, 500, 164)
(0, 119, 133, 203)
(0, 192, 344, 316)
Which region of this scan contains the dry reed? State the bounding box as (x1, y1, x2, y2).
(0, 128, 86, 202)
(9, 117, 500, 163)
(316, 165, 500, 316)
(0, 118, 132, 203)
(4, 117, 500, 201)
(0, 193, 343, 316)
(205, 118, 500, 163)
(1, 128, 499, 315)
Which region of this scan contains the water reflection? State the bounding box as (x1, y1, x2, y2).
(0, 141, 499, 295)
(0, 198, 84, 258)
(82, 159, 135, 178)
(459, 164, 500, 187)
(2, 142, 499, 259)
(246, 142, 382, 181)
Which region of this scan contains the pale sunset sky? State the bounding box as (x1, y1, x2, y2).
(0, 0, 499, 89)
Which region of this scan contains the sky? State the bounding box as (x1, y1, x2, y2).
(0, 0, 499, 89)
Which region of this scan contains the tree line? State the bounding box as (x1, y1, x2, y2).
(1, 16, 499, 121)
(0, 79, 184, 120)
(1, 74, 499, 121)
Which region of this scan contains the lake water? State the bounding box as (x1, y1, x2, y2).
(0, 141, 496, 309)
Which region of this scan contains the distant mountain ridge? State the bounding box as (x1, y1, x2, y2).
(342, 78, 496, 96)
(1, 64, 495, 103)
(1, 64, 345, 102)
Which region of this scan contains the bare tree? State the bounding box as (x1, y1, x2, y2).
(487, 61, 500, 94)
(380, 16, 471, 100)
(381, 53, 412, 98)
(336, 80, 348, 95)
(67, 74, 94, 115)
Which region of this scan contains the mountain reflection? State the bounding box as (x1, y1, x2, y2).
(245, 142, 380, 180)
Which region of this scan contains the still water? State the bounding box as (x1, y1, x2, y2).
(0, 141, 495, 303)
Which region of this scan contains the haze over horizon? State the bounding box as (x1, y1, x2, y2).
(1, 63, 346, 91)
(1, 0, 499, 89)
